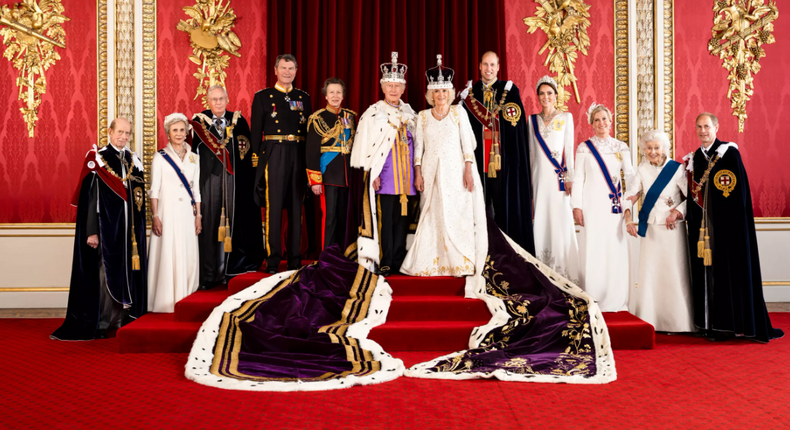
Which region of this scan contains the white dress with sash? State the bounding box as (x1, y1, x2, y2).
(571, 136, 634, 312)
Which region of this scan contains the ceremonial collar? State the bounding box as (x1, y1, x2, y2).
(109, 143, 129, 154)
(481, 79, 497, 90)
(700, 138, 721, 159)
(211, 111, 227, 120)
(326, 105, 341, 114)
(275, 83, 293, 93)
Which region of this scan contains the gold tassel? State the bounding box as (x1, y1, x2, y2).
(131, 226, 141, 271)
(400, 194, 408, 216)
(495, 153, 502, 171)
(703, 234, 712, 266)
(218, 207, 226, 242)
(224, 215, 232, 252)
(697, 228, 705, 258)
(487, 151, 497, 177)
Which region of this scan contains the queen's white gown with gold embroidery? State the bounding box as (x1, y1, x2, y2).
(401, 105, 486, 280)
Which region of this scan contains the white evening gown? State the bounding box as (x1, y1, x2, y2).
(527, 111, 580, 283)
(571, 136, 634, 312)
(625, 158, 695, 332)
(147, 143, 201, 312)
(401, 105, 486, 277)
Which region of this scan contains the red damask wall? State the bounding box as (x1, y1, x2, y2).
(157, 0, 268, 147)
(505, 1, 615, 148)
(675, 2, 789, 217)
(0, 1, 97, 223)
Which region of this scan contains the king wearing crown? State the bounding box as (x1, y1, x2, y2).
(350, 52, 417, 276)
(461, 51, 535, 254)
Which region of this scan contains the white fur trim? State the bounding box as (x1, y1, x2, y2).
(185, 271, 404, 391)
(683, 152, 694, 172)
(405, 232, 617, 384)
(504, 80, 513, 91)
(460, 80, 473, 100)
(716, 142, 738, 158)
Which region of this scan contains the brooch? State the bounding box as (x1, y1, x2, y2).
(666, 196, 675, 207)
(714, 169, 736, 197)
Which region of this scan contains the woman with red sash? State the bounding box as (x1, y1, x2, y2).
(623, 130, 694, 332)
(527, 76, 580, 283)
(147, 113, 203, 312)
(571, 104, 635, 312)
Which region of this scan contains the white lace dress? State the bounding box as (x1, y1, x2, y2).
(625, 159, 695, 331)
(527, 111, 580, 283)
(571, 136, 634, 312)
(401, 105, 486, 278)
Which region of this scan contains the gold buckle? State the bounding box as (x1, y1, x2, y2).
(286, 134, 296, 141)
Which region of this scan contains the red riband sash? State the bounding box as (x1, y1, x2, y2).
(530, 114, 567, 191)
(686, 158, 704, 208)
(584, 140, 622, 214)
(191, 119, 234, 175)
(464, 95, 500, 174)
(71, 149, 128, 206)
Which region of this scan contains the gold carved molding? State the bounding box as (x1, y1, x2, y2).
(115, 0, 134, 144)
(636, 0, 654, 161)
(177, 0, 241, 108)
(614, 0, 630, 144)
(142, 0, 157, 221)
(97, 0, 108, 147)
(0, 0, 69, 137)
(663, 0, 674, 158)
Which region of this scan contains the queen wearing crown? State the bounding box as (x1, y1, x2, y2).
(527, 76, 580, 283)
(400, 56, 486, 284)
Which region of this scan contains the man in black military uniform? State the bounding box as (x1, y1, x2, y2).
(306, 77, 357, 250)
(251, 54, 312, 273)
(461, 51, 535, 254)
(191, 85, 262, 289)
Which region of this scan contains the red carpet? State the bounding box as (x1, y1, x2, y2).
(2, 316, 788, 428)
(119, 271, 655, 353)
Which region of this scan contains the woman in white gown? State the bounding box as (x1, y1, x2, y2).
(401, 56, 486, 279)
(527, 75, 580, 283)
(571, 104, 634, 312)
(148, 113, 202, 312)
(624, 130, 694, 332)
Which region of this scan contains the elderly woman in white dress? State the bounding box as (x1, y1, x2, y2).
(623, 130, 694, 332)
(571, 104, 635, 312)
(401, 56, 486, 281)
(527, 76, 580, 283)
(148, 113, 202, 312)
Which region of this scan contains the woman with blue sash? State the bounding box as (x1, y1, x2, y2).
(571, 104, 634, 312)
(624, 130, 694, 332)
(147, 113, 203, 312)
(527, 76, 580, 283)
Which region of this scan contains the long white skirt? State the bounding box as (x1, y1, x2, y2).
(629, 222, 695, 332)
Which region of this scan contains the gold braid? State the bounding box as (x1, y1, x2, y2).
(308, 113, 343, 143)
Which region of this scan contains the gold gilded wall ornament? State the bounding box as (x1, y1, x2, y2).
(523, 0, 591, 111)
(708, 0, 779, 132)
(0, 0, 69, 137)
(177, 0, 241, 108)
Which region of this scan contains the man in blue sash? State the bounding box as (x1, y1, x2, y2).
(461, 51, 534, 253)
(51, 118, 148, 340)
(685, 112, 783, 342)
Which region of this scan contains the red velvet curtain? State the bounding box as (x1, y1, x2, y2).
(266, 0, 508, 113)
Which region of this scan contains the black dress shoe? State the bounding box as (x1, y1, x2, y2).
(94, 329, 108, 339)
(264, 267, 278, 275)
(197, 284, 213, 291)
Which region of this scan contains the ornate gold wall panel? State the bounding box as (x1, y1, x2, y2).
(98, 0, 108, 147)
(663, 0, 674, 158)
(636, 0, 654, 146)
(614, 0, 630, 144)
(142, 0, 157, 221)
(115, 0, 134, 143)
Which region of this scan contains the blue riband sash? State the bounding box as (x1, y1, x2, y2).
(638, 159, 680, 237)
(531, 114, 567, 191)
(584, 140, 622, 214)
(159, 150, 197, 216)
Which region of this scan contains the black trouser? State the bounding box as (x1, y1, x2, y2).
(483, 175, 502, 223)
(322, 185, 349, 250)
(96, 246, 123, 331)
(198, 172, 234, 286)
(377, 194, 413, 273)
(265, 142, 305, 269)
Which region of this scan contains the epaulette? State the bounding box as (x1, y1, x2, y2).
(309, 108, 326, 120)
(255, 88, 272, 94)
(293, 88, 310, 97)
(342, 108, 358, 116)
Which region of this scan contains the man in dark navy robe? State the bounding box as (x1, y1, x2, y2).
(461, 51, 535, 254)
(51, 118, 147, 340)
(191, 85, 263, 289)
(686, 112, 783, 342)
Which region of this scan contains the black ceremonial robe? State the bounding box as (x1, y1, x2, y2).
(51, 144, 147, 341)
(463, 80, 535, 254)
(686, 139, 783, 342)
(192, 110, 263, 285)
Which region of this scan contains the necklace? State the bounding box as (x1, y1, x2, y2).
(432, 106, 449, 120)
(540, 108, 558, 123)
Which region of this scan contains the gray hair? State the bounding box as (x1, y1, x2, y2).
(424, 87, 457, 107)
(274, 54, 298, 69)
(696, 112, 719, 127)
(163, 112, 189, 137)
(639, 129, 671, 154)
(207, 85, 228, 99)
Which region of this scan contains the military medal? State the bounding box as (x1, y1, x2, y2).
(271, 105, 277, 118)
(284, 94, 290, 102)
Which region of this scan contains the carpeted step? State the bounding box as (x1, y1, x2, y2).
(388, 296, 491, 321)
(174, 286, 229, 322)
(602, 311, 656, 349)
(384, 275, 466, 296)
(227, 260, 315, 295)
(369, 320, 485, 351)
(117, 313, 200, 353)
